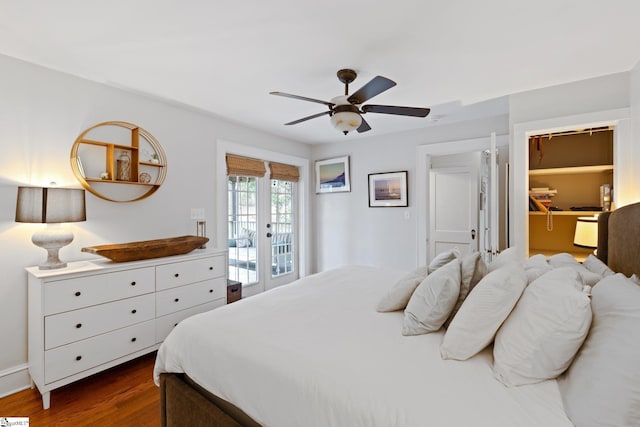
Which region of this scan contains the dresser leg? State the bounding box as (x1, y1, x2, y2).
(42, 391, 50, 410)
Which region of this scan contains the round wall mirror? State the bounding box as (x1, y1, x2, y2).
(70, 121, 167, 202)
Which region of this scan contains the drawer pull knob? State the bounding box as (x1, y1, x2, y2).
(130, 281, 136, 286)
(174, 298, 179, 302)
(75, 355, 82, 361)
(131, 309, 137, 314)
(209, 289, 213, 293)
(173, 323, 178, 327)
(209, 267, 213, 270)
(174, 273, 179, 278)
(75, 291, 81, 297)
(131, 337, 137, 342)
(75, 323, 82, 329)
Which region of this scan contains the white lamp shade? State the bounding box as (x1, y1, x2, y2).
(330, 111, 362, 133)
(573, 216, 598, 248)
(15, 186, 86, 270)
(16, 187, 86, 223)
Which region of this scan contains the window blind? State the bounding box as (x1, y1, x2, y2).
(226, 154, 266, 177)
(269, 162, 300, 182)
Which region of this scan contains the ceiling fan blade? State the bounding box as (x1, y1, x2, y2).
(270, 91, 334, 107)
(362, 104, 430, 117)
(347, 76, 396, 105)
(356, 117, 371, 133)
(284, 110, 331, 126)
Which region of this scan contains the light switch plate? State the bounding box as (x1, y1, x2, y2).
(190, 208, 205, 220)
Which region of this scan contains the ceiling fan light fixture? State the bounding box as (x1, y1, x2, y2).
(330, 111, 362, 134)
(271, 69, 428, 135)
(330, 103, 362, 134)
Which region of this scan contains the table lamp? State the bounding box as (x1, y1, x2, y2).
(573, 216, 598, 251)
(15, 186, 86, 269)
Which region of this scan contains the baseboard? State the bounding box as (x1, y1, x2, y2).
(0, 363, 31, 399)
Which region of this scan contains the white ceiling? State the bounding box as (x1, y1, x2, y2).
(1, 1, 639, 144)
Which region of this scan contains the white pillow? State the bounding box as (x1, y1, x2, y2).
(524, 254, 553, 284)
(487, 246, 521, 273)
(376, 266, 429, 312)
(440, 263, 527, 361)
(493, 267, 591, 386)
(428, 247, 460, 274)
(402, 259, 461, 336)
(582, 254, 615, 278)
(558, 273, 640, 427)
(443, 251, 487, 328)
(547, 252, 601, 286)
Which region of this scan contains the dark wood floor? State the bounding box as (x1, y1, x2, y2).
(0, 352, 160, 427)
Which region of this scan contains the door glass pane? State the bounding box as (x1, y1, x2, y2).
(228, 176, 258, 284)
(271, 179, 294, 277)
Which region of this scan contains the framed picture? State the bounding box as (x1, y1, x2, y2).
(368, 171, 408, 207)
(315, 155, 351, 193)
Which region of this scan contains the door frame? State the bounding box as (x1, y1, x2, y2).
(510, 108, 631, 259)
(216, 139, 311, 297)
(416, 134, 509, 265)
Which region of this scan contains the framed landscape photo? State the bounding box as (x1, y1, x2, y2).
(368, 171, 408, 207)
(316, 155, 351, 193)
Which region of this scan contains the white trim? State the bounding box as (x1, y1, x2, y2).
(0, 363, 30, 399)
(510, 108, 631, 259)
(216, 140, 311, 296)
(416, 134, 509, 265)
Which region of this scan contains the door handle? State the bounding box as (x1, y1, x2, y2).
(266, 232, 272, 238)
(471, 229, 476, 240)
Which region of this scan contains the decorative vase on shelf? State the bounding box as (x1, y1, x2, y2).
(116, 151, 131, 181)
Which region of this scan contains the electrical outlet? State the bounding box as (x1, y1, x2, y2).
(190, 208, 205, 220)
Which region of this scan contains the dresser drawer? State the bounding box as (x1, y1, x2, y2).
(45, 293, 155, 350)
(156, 256, 225, 290)
(156, 277, 226, 316)
(155, 299, 226, 343)
(44, 267, 155, 315)
(44, 320, 155, 384)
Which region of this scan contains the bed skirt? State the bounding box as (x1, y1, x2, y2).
(160, 373, 260, 427)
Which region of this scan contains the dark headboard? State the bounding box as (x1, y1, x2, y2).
(597, 202, 640, 277)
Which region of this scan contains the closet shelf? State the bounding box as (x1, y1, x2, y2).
(529, 165, 613, 176)
(529, 211, 601, 216)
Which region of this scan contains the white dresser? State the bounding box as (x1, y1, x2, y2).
(26, 247, 227, 409)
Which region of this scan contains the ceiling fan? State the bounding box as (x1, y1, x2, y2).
(270, 69, 431, 135)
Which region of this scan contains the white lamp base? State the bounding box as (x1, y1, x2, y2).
(32, 225, 74, 270)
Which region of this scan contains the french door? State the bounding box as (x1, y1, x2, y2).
(227, 175, 298, 294)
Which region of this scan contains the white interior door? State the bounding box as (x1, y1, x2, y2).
(429, 166, 479, 259)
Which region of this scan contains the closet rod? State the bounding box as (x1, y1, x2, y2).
(529, 126, 612, 141)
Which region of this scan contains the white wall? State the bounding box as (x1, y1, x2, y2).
(0, 54, 310, 396)
(509, 72, 630, 125)
(311, 115, 509, 272)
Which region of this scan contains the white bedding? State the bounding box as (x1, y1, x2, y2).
(154, 266, 572, 427)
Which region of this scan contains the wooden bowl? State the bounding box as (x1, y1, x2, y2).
(82, 235, 209, 262)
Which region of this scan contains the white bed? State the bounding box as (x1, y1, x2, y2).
(154, 265, 572, 427)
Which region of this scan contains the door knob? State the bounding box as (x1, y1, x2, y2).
(266, 232, 273, 238)
(471, 229, 476, 240)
